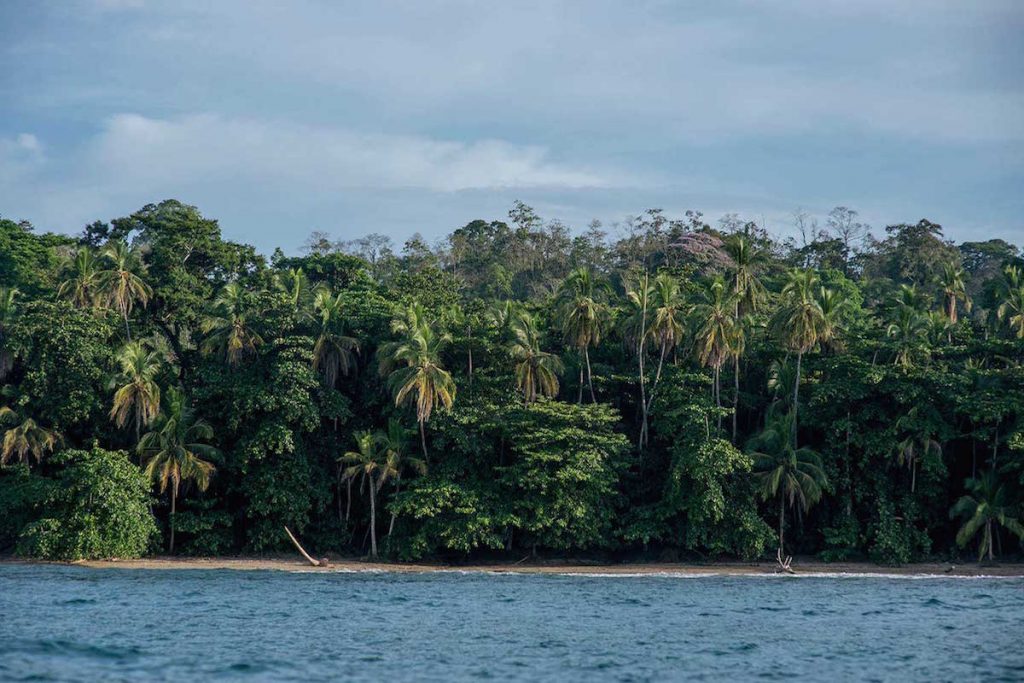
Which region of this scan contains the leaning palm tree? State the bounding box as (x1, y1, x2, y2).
(57, 249, 103, 309)
(312, 289, 359, 388)
(508, 311, 563, 404)
(378, 304, 456, 461)
(201, 283, 263, 366)
(748, 411, 828, 557)
(770, 269, 824, 442)
(0, 286, 18, 381)
(108, 341, 163, 446)
(139, 387, 219, 553)
(937, 262, 971, 337)
(376, 419, 427, 537)
(693, 276, 739, 428)
(951, 471, 1024, 562)
(340, 430, 397, 558)
(556, 268, 608, 404)
(98, 241, 152, 341)
(0, 412, 62, 469)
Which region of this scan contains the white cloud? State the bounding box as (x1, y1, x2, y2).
(90, 113, 618, 193)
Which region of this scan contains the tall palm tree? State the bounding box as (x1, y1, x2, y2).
(693, 276, 739, 428)
(508, 311, 563, 404)
(376, 419, 427, 537)
(0, 412, 62, 469)
(312, 289, 359, 388)
(378, 304, 456, 461)
(937, 263, 971, 336)
(887, 305, 931, 369)
(274, 267, 319, 317)
(0, 287, 18, 381)
(623, 272, 654, 448)
(891, 405, 943, 493)
(139, 386, 219, 553)
(725, 236, 764, 445)
(951, 471, 1024, 562)
(770, 269, 824, 442)
(99, 241, 152, 341)
(57, 249, 103, 309)
(340, 430, 396, 558)
(108, 341, 163, 446)
(442, 304, 477, 389)
(201, 283, 263, 366)
(816, 287, 849, 354)
(748, 411, 828, 557)
(996, 266, 1024, 339)
(556, 267, 608, 404)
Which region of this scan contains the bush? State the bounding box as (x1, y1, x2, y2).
(0, 464, 54, 550)
(16, 447, 157, 560)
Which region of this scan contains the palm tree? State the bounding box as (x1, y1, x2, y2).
(770, 269, 824, 442)
(508, 311, 563, 404)
(996, 266, 1024, 339)
(0, 412, 62, 469)
(99, 241, 152, 341)
(376, 419, 427, 537)
(817, 287, 849, 354)
(556, 268, 608, 404)
(57, 249, 103, 309)
(0, 287, 18, 381)
(340, 430, 397, 558)
(201, 283, 263, 365)
(887, 305, 931, 369)
(442, 304, 477, 388)
(693, 276, 739, 428)
(274, 267, 319, 317)
(891, 406, 942, 493)
(378, 304, 456, 461)
(139, 386, 219, 553)
(312, 289, 359, 388)
(108, 341, 163, 446)
(937, 262, 971, 338)
(748, 411, 828, 557)
(725, 236, 765, 444)
(622, 272, 654, 448)
(951, 471, 1024, 562)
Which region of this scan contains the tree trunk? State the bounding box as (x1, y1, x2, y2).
(420, 420, 429, 463)
(169, 482, 177, 554)
(987, 519, 994, 561)
(714, 365, 722, 431)
(368, 478, 378, 558)
(732, 355, 740, 444)
(778, 493, 785, 557)
(577, 364, 584, 404)
(388, 475, 402, 537)
(793, 351, 803, 446)
(345, 478, 352, 521)
(911, 458, 917, 493)
(585, 347, 596, 404)
(123, 309, 132, 342)
(467, 344, 473, 391)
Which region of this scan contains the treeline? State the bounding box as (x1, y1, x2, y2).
(0, 200, 1022, 564)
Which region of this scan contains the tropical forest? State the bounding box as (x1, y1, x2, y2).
(1, 199, 1022, 566)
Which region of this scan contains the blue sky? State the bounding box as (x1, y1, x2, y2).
(1, 0, 1022, 254)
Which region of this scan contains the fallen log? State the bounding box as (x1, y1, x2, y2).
(284, 526, 321, 567)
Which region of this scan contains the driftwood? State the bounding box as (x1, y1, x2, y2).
(776, 548, 795, 574)
(285, 526, 323, 567)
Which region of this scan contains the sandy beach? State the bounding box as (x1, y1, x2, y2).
(5, 556, 1022, 577)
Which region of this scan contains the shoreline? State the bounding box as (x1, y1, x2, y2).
(4, 556, 1023, 577)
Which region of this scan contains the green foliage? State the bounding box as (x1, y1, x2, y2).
(16, 447, 156, 560)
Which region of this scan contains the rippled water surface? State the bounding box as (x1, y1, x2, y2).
(2, 565, 1023, 681)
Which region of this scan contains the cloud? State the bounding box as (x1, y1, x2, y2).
(90, 113, 618, 193)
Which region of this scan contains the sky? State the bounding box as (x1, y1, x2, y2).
(1, 0, 1022, 254)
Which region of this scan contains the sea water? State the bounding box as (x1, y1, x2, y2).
(1, 565, 1022, 681)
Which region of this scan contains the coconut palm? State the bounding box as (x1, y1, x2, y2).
(693, 276, 739, 428)
(0, 412, 62, 469)
(724, 234, 766, 316)
(201, 283, 263, 365)
(891, 406, 943, 493)
(556, 267, 608, 404)
(887, 305, 931, 369)
(108, 341, 163, 446)
(748, 411, 828, 557)
(622, 272, 654, 448)
(996, 266, 1024, 339)
(312, 289, 359, 388)
(98, 241, 152, 341)
(57, 249, 103, 309)
(376, 419, 427, 537)
(378, 304, 456, 461)
(508, 311, 563, 404)
(770, 269, 824, 442)
(138, 386, 219, 553)
(817, 287, 850, 354)
(340, 430, 397, 558)
(937, 262, 970, 332)
(274, 267, 319, 316)
(951, 471, 1024, 562)
(0, 287, 18, 381)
